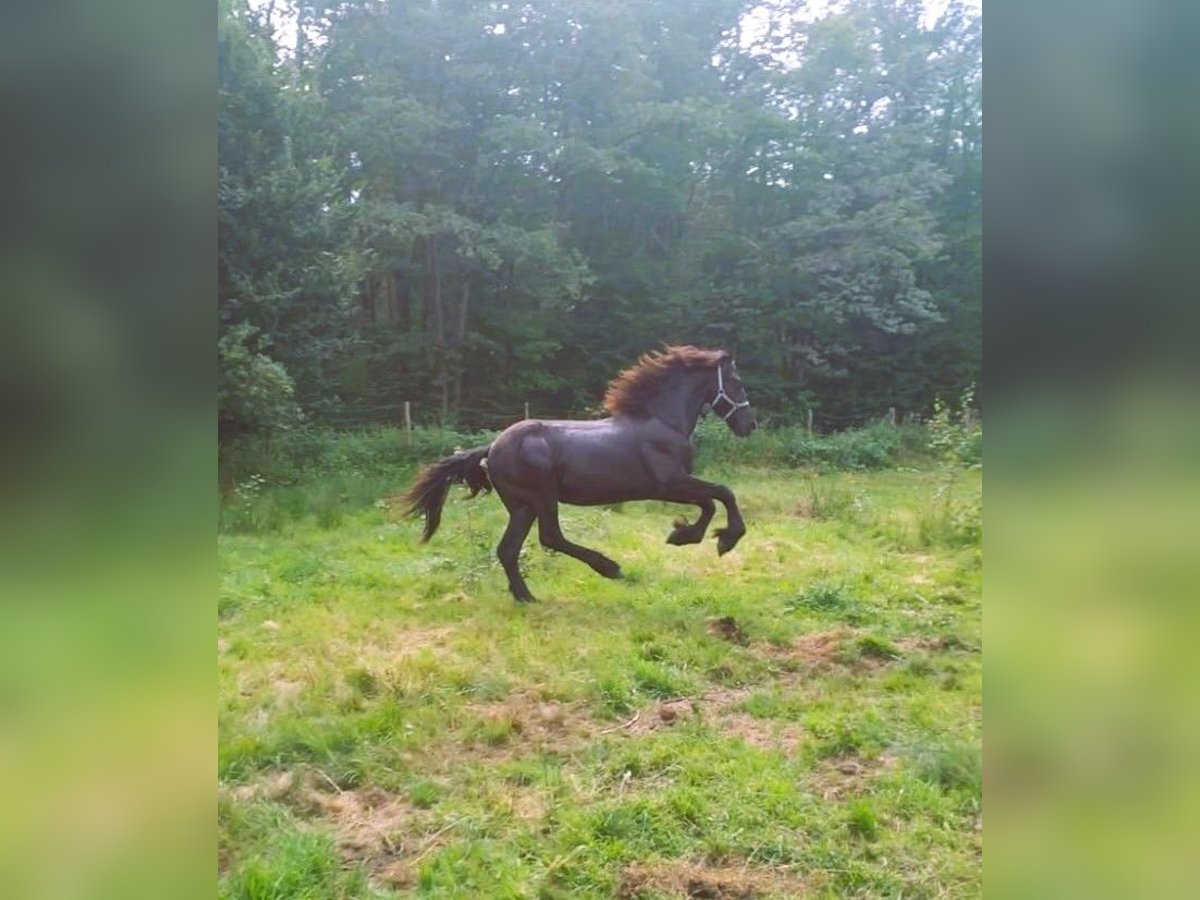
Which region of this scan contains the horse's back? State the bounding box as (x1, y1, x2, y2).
(489, 416, 662, 505)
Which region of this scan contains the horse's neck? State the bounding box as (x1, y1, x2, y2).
(648, 374, 708, 437)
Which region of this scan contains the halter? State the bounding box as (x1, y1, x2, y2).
(710, 364, 751, 421)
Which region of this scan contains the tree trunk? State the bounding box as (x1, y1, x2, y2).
(397, 269, 411, 330)
(431, 241, 448, 421)
(454, 276, 471, 409)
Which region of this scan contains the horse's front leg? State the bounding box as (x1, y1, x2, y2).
(658, 476, 746, 555)
(666, 498, 715, 545)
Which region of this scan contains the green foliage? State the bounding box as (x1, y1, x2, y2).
(694, 417, 926, 472)
(219, 424, 497, 487)
(927, 385, 983, 468)
(220, 824, 368, 900)
(846, 799, 881, 841)
(916, 486, 983, 549)
(217, 0, 981, 439)
(911, 740, 984, 799)
(785, 582, 864, 623)
(856, 635, 902, 662)
(913, 385, 983, 548)
(218, 324, 302, 439)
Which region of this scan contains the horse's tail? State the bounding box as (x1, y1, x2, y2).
(403, 444, 492, 542)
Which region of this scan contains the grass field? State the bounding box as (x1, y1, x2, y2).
(218, 463, 981, 898)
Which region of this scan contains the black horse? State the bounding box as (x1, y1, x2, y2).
(403, 346, 755, 602)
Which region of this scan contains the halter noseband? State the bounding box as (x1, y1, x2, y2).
(710, 364, 751, 421)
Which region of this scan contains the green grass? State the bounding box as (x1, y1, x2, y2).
(218, 464, 981, 898)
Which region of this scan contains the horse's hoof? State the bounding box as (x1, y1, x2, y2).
(512, 590, 538, 603)
(598, 561, 623, 579)
(668, 526, 701, 545)
(715, 528, 744, 556)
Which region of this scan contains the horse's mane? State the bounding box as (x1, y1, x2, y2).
(603, 345, 727, 415)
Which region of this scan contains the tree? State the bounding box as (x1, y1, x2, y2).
(217, 0, 982, 435)
(218, 0, 363, 436)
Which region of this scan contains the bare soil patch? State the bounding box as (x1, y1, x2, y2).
(895, 634, 978, 654)
(332, 625, 458, 670)
(707, 616, 748, 645)
(807, 752, 901, 801)
(619, 861, 805, 898)
(719, 714, 805, 754)
(465, 693, 601, 757)
(223, 768, 447, 886)
(756, 627, 855, 671)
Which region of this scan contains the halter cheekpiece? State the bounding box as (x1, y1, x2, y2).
(710, 364, 751, 421)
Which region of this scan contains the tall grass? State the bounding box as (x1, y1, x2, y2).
(218, 417, 981, 538)
(222, 418, 941, 487)
(219, 424, 498, 487)
(692, 418, 931, 471)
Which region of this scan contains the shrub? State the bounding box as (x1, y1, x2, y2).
(218, 323, 302, 442)
(926, 385, 982, 468)
(219, 424, 499, 486)
(692, 418, 922, 472)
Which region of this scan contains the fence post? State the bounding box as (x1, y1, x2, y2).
(886, 406, 896, 426)
(806, 408, 814, 436)
(404, 400, 412, 445)
(524, 401, 530, 420)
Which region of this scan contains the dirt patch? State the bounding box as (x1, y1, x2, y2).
(793, 498, 816, 519)
(707, 616, 748, 645)
(757, 627, 855, 671)
(223, 768, 446, 883)
(306, 785, 415, 856)
(271, 677, 304, 707)
(613, 689, 807, 758)
(619, 861, 805, 898)
(228, 768, 296, 803)
(808, 753, 901, 801)
(623, 697, 703, 735)
(719, 715, 804, 755)
(332, 625, 458, 670)
(465, 693, 600, 756)
(895, 634, 978, 654)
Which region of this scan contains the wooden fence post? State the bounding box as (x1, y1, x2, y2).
(886, 406, 896, 426)
(524, 401, 530, 420)
(806, 408, 814, 436)
(404, 400, 412, 445)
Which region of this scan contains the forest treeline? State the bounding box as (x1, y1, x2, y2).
(218, 0, 980, 441)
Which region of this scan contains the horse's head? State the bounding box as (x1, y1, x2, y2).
(711, 354, 756, 437)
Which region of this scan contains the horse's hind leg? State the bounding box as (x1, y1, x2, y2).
(667, 499, 716, 545)
(497, 504, 537, 602)
(536, 502, 623, 580)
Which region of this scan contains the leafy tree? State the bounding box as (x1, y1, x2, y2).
(217, 0, 981, 436)
(218, 1, 363, 434)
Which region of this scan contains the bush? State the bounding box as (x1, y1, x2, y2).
(219, 424, 498, 486)
(222, 412, 974, 488)
(926, 385, 982, 468)
(692, 418, 924, 471)
(217, 414, 982, 534)
(218, 323, 302, 441)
